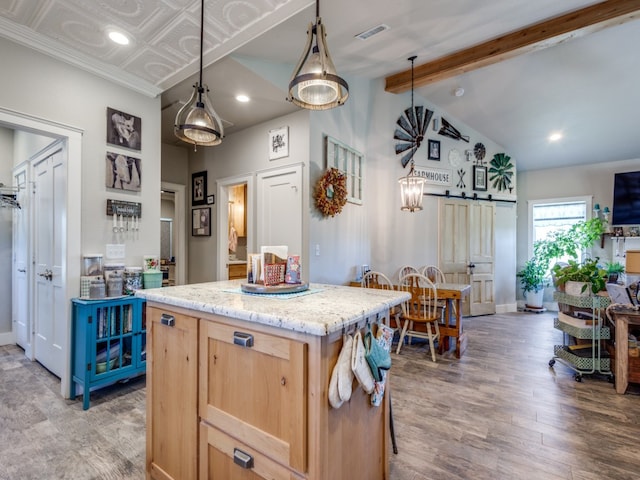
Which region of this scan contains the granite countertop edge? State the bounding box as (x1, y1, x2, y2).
(136, 281, 409, 336)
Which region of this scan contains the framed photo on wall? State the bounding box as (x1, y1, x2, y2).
(473, 165, 487, 191)
(105, 151, 141, 191)
(106, 107, 141, 151)
(428, 139, 440, 160)
(192, 171, 207, 206)
(268, 126, 289, 160)
(192, 207, 211, 236)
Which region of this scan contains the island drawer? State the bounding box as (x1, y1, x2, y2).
(199, 319, 308, 473)
(200, 422, 305, 480)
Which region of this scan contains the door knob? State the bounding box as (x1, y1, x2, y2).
(17, 268, 26, 273)
(468, 263, 476, 273)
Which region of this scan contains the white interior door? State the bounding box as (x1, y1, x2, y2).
(256, 165, 302, 257)
(33, 147, 66, 377)
(12, 164, 31, 357)
(439, 198, 495, 316)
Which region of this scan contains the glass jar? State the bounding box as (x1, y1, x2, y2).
(123, 267, 143, 295)
(89, 277, 106, 299)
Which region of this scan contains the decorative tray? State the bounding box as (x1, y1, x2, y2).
(240, 283, 309, 294)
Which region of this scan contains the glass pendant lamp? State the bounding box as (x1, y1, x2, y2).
(399, 162, 425, 212)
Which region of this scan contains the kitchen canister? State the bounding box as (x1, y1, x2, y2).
(89, 277, 106, 299)
(107, 272, 123, 297)
(143, 255, 160, 272)
(123, 267, 143, 295)
(83, 254, 103, 276)
(143, 271, 163, 289)
(80, 276, 93, 298)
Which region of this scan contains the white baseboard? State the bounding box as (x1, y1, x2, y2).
(0, 331, 16, 346)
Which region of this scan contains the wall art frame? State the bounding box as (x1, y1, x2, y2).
(106, 107, 141, 151)
(268, 126, 289, 160)
(105, 151, 141, 191)
(473, 165, 487, 191)
(192, 171, 207, 206)
(192, 207, 211, 236)
(428, 139, 440, 160)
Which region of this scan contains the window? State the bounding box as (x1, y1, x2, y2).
(325, 135, 363, 205)
(528, 196, 593, 265)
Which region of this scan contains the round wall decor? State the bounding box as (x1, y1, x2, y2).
(314, 167, 347, 217)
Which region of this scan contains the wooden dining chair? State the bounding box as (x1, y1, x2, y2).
(361, 271, 401, 328)
(420, 265, 450, 320)
(396, 273, 441, 362)
(396, 265, 419, 285)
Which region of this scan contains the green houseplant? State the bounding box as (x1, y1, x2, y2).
(605, 261, 624, 284)
(552, 258, 607, 294)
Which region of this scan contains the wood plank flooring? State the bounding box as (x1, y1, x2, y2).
(0, 311, 638, 479)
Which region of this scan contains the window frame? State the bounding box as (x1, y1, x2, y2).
(324, 135, 364, 205)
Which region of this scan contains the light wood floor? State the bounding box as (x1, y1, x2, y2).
(0, 311, 638, 479)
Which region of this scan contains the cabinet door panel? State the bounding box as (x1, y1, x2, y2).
(147, 307, 198, 480)
(200, 320, 307, 473)
(200, 422, 304, 480)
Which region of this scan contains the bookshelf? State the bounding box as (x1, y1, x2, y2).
(70, 296, 146, 409)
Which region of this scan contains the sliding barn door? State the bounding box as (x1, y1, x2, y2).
(439, 198, 495, 316)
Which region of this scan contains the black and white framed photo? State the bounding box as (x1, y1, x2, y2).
(192, 171, 207, 206)
(105, 151, 141, 191)
(473, 165, 488, 191)
(107, 107, 141, 151)
(428, 139, 440, 160)
(192, 207, 211, 236)
(207, 195, 215, 205)
(268, 126, 289, 160)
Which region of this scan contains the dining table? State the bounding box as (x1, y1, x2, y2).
(351, 279, 471, 358)
(434, 283, 471, 358)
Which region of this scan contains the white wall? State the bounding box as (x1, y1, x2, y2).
(0, 37, 161, 346)
(187, 110, 310, 283)
(516, 157, 640, 306)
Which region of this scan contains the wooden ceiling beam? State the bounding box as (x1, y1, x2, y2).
(385, 0, 640, 93)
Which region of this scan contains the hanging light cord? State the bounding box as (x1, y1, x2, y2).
(198, 0, 205, 100)
(409, 55, 417, 168)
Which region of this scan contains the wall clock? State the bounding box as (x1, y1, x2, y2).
(394, 106, 433, 167)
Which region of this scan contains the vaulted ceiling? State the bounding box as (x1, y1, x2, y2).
(2, 0, 639, 172)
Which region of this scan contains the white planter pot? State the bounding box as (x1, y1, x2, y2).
(524, 289, 544, 309)
(565, 281, 591, 296)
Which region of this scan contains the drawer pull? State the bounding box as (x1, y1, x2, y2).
(160, 313, 175, 327)
(233, 448, 254, 469)
(233, 331, 254, 347)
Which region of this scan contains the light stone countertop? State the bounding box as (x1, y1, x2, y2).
(136, 280, 409, 336)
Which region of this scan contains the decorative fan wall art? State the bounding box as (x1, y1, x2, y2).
(474, 142, 486, 164)
(438, 117, 469, 142)
(488, 153, 514, 191)
(394, 105, 433, 167)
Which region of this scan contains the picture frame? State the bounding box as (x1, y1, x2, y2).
(628, 226, 640, 237)
(428, 139, 440, 160)
(473, 165, 487, 191)
(192, 207, 211, 236)
(106, 107, 141, 151)
(613, 226, 624, 237)
(207, 195, 215, 205)
(105, 151, 141, 191)
(192, 171, 207, 206)
(268, 126, 289, 160)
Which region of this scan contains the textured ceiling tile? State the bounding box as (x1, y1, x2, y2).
(0, 1, 41, 25)
(121, 46, 183, 85)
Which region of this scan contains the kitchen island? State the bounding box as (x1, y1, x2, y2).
(136, 280, 409, 480)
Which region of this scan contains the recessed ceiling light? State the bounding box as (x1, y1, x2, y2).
(108, 31, 130, 46)
(236, 94, 250, 103)
(548, 132, 563, 142)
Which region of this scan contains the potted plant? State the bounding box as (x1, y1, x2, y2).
(552, 258, 607, 295)
(605, 261, 624, 284)
(517, 257, 548, 308)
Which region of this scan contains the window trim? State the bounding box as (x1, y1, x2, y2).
(324, 135, 364, 205)
(527, 195, 593, 259)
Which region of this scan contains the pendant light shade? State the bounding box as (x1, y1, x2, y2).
(287, 0, 348, 110)
(399, 56, 424, 212)
(399, 163, 426, 212)
(174, 0, 223, 149)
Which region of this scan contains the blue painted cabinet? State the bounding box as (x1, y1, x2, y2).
(70, 296, 146, 409)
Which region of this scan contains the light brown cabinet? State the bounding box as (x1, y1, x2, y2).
(146, 302, 390, 480)
(228, 263, 246, 280)
(146, 307, 199, 480)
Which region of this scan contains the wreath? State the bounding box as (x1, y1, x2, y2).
(314, 167, 347, 217)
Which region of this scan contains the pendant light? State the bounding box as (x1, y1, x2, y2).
(287, 0, 348, 110)
(398, 56, 425, 212)
(174, 0, 223, 149)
